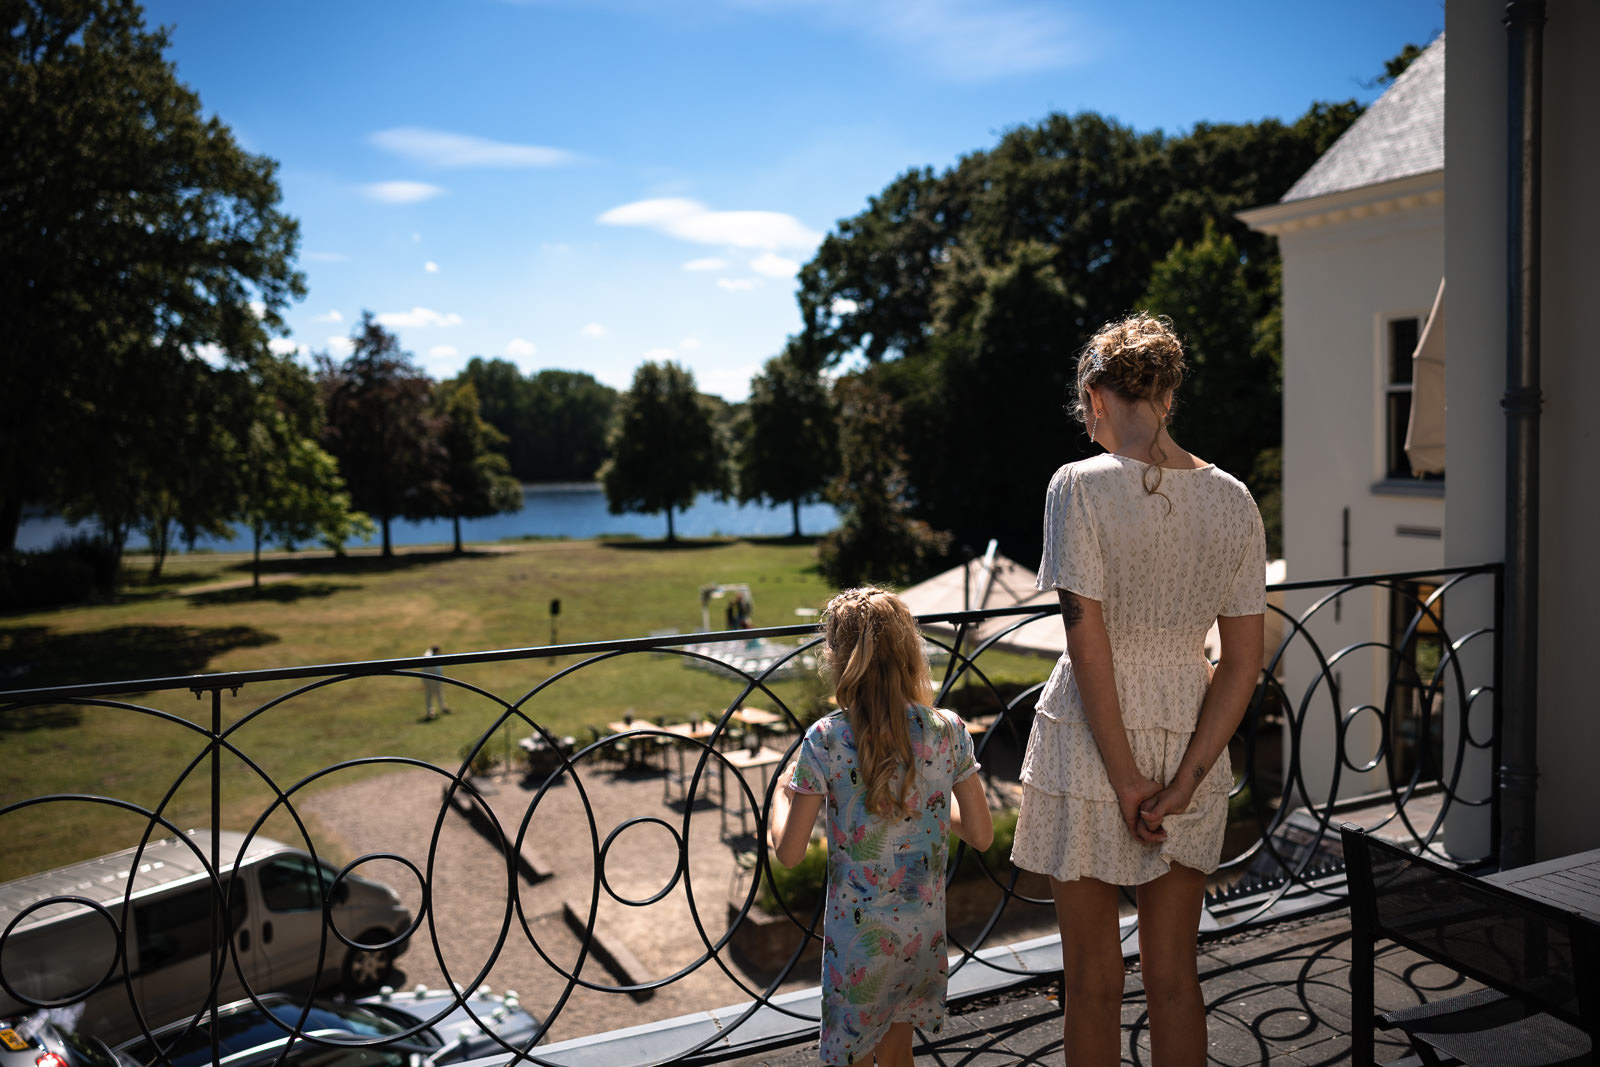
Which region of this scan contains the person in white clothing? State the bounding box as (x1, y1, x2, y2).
(422, 645, 449, 720)
(1010, 313, 1265, 1066)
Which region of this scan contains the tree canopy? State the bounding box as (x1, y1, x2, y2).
(317, 314, 439, 557)
(454, 360, 617, 483)
(600, 361, 729, 541)
(795, 104, 1361, 567)
(1, 0, 305, 555)
(736, 342, 838, 538)
(433, 380, 522, 553)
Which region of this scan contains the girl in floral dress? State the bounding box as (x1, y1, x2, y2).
(770, 587, 994, 1067)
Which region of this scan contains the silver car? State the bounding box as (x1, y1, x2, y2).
(114, 988, 541, 1067)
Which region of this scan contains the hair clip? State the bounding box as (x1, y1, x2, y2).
(1086, 347, 1108, 375)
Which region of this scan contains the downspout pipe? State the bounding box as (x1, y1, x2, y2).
(1499, 0, 1545, 869)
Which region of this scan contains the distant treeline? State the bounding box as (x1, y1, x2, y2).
(452, 360, 617, 484)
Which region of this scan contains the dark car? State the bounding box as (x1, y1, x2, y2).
(1, 1015, 139, 1067)
(113, 988, 540, 1067)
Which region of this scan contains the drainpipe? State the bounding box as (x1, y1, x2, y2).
(1499, 0, 1545, 869)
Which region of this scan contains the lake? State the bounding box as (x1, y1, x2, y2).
(16, 485, 840, 554)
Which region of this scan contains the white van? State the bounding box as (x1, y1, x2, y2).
(0, 830, 412, 1044)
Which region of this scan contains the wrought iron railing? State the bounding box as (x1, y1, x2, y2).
(0, 563, 1501, 1065)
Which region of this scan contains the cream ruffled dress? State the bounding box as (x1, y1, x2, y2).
(1010, 453, 1266, 885)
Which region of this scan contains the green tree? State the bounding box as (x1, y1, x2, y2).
(235, 354, 372, 587)
(434, 380, 522, 554)
(793, 102, 1362, 565)
(1141, 222, 1277, 484)
(454, 362, 616, 482)
(599, 361, 729, 542)
(736, 342, 838, 538)
(818, 375, 950, 588)
(317, 314, 439, 558)
(1, 0, 304, 556)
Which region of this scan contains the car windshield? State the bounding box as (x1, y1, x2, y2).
(122, 999, 413, 1067)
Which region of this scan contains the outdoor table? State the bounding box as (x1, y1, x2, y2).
(1483, 847, 1600, 922)
(660, 721, 721, 804)
(720, 745, 787, 838)
(731, 707, 782, 728)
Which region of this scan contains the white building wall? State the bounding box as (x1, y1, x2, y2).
(1276, 199, 1445, 807)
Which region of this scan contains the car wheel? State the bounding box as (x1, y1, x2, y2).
(343, 933, 393, 994)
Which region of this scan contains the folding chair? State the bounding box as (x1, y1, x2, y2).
(1341, 824, 1599, 1067)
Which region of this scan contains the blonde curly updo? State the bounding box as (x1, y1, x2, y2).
(1070, 312, 1187, 497)
(1070, 311, 1186, 420)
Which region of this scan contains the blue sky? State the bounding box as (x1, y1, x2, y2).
(143, 0, 1444, 401)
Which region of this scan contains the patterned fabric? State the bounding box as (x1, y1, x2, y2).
(1012, 453, 1266, 885)
(789, 705, 979, 1065)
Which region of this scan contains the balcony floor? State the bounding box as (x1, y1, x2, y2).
(709, 909, 1482, 1066)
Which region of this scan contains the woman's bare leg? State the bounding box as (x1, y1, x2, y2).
(1052, 876, 1125, 1064)
(847, 1021, 913, 1067)
(1135, 863, 1207, 1066)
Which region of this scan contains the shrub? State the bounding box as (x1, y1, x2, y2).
(0, 534, 119, 611)
(756, 807, 1021, 915)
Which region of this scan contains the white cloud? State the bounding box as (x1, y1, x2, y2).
(683, 257, 728, 272)
(267, 337, 301, 355)
(679, 336, 702, 350)
(424, 261, 439, 273)
(751, 251, 799, 278)
(830, 297, 859, 316)
(370, 127, 582, 169)
(305, 251, 347, 263)
(313, 309, 344, 323)
(326, 336, 355, 357)
(599, 198, 820, 250)
(507, 338, 537, 358)
(429, 345, 459, 359)
(363, 181, 447, 204)
(718, 278, 755, 291)
(376, 307, 463, 328)
(580, 323, 608, 338)
(248, 300, 267, 319)
(643, 347, 677, 361)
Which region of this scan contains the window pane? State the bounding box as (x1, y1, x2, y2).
(1386, 391, 1414, 479)
(1389, 317, 1420, 384)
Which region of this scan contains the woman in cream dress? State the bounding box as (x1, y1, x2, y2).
(1010, 313, 1265, 1066)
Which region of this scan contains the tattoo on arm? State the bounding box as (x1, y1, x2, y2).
(1063, 593, 1084, 631)
(1191, 765, 1206, 784)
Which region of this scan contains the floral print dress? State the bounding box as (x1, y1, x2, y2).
(788, 704, 979, 1065)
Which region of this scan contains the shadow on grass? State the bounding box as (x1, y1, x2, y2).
(184, 581, 358, 607)
(239, 549, 500, 577)
(598, 537, 794, 552)
(0, 623, 280, 708)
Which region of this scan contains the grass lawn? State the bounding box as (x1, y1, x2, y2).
(0, 538, 1051, 880)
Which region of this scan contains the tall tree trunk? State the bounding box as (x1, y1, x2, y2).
(252, 523, 263, 589)
(452, 514, 463, 554)
(0, 493, 22, 555)
(147, 519, 170, 581)
(382, 516, 393, 558)
(791, 499, 802, 539)
(665, 507, 676, 542)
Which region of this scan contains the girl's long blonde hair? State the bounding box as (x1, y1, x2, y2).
(821, 586, 933, 818)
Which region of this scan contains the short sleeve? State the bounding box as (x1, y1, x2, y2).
(788, 721, 828, 795)
(1035, 464, 1105, 600)
(937, 708, 979, 785)
(1220, 489, 1268, 617)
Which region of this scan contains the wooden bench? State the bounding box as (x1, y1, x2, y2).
(1341, 824, 1599, 1066)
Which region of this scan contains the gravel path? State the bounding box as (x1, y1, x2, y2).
(301, 750, 812, 1046)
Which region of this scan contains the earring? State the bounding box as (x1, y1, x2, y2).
(1087, 410, 1099, 443)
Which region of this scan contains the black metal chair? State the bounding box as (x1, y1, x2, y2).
(1341, 823, 1600, 1066)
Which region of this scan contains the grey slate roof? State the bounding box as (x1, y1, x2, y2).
(1282, 34, 1444, 202)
